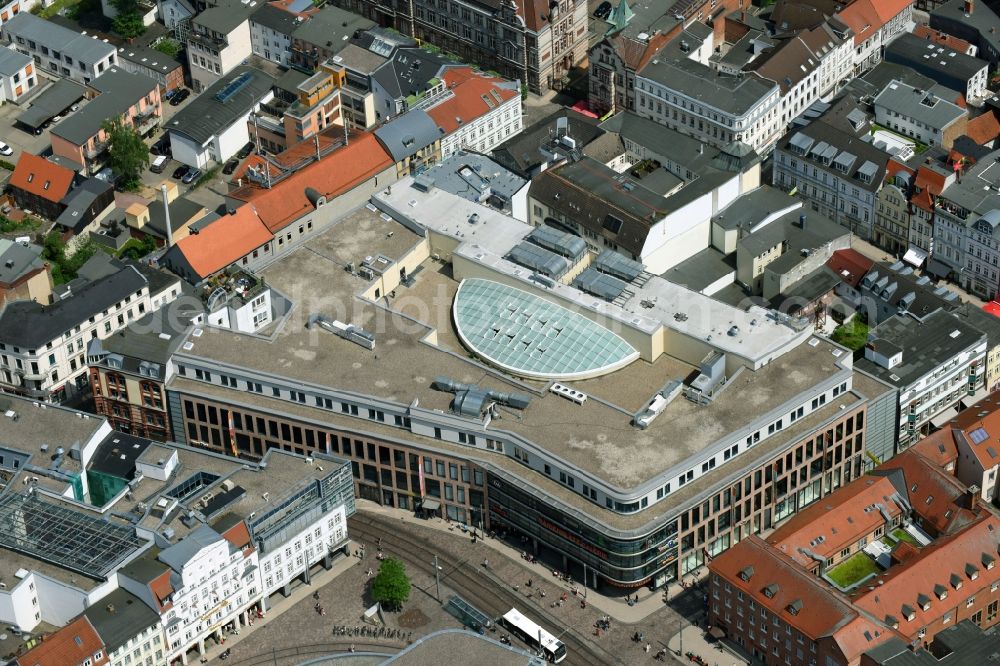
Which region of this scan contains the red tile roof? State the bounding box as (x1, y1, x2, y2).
(852, 515, 1000, 640)
(17, 616, 107, 666)
(426, 67, 520, 135)
(910, 166, 949, 213)
(836, 0, 912, 46)
(768, 475, 904, 569)
(911, 428, 959, 470)
(912, 25, 975, 54)
(148, 568, 175, 612)
(173, 205, 273, 279)
(9, 153, 76, 204)
(710, 536, 894, 660)
(878, 449, 978, 536)
(826, 249, 875, 289)
(966, 111, 1000, 146)
(951, 393, 1000, 470)
(228, 132, 392, 233)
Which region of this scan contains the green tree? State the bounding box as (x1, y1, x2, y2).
(370, 557, 411, 611)
(102, 118, 148, 191)
(831, 318, 870, 352)
(111, 0, 146, 39)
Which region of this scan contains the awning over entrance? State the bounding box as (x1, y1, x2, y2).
(421, 499, 441, 511)
(903, 246, 928, 267)
(926, 258, 952, 278)
(708, 626, 726, 640)
(17, 79, 85, 129)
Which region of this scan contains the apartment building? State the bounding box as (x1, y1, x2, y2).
(635, 51, 781, 153)
(288, 5, 373, 71)
(834, 0, 914, 76)
(0, 239, 51, 307)
(186, 4, 253, 92)
(857, 309, 986, 449)
(51, 68, 162, 174)
(331, 0, 587, 94)
(931, 0, 1000, 67)
(118, 45, 185, 95)
(772, 112, 889, 240)
(424, 67, 521, 158)
(873, 80, 967, 149)
(1, 13, 117, 85)
(0, 46, 34, 102)
(249, 3, 300, 67)
(947, 395, 1000, 502)
(0, 258, 181, 402)
(874, 163, 913, 256)
(252, 64, 343, 153)
(81, 589, 167, 666)
(884, 31, 989, 104)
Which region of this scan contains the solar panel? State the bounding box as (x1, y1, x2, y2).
(573, 268, 628, 302)
(593, 251, 644, 282)
(216, 72, 254, 104)
(970, 427, 989, 444)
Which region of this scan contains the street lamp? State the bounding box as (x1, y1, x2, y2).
(432, 555, 442, 602)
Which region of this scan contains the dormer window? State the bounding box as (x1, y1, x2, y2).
(934, 584, 948, 601)
(951, 573, 964, 589)
(917, 593, 931, 611)
(966, 563, 980, 580)
(739, 566, 754, 582)
(901, 604, 916, 621)
(763, 583, 779, 598)
(983, 553, 996, 570)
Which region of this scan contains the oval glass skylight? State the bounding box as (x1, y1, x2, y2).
(453, 278, 639, 380)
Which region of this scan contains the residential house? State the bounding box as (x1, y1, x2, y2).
(373, 109, 442, 178)
(249, 3, 301, 67)
(884, 31, 989, 105)
(50, 68, 162, 175)
(948, 394, 1000, 501)
(931, 0, 1000, 67)
(0, 0, 32, 31)
(118, 45, 185, 95)
(167, 66, 275, 168)
(635, 36, 782, 153)
(0, 258, 181, 402)
(0, 45, 34, 102)
(907, 158, 953, 255)
(834, 0, 915, 76)
(288, 5, 373, 72)
(81, 589, 167, 666)
(331, 0, 587, 94)
(424, 67, 522, 159)
(325, 43, 386, 130)
(117, 525, 261, 666)
(251, 63, 343, 153)
(912, 24, 977, 56)
(88, 307, 193, 440)
(0, 238, 51, 306)
(772, 111, 890, 239)
(160, 204, 274, 282)
(827, 248, 874, 308)
(186, 0, 254, 93)
(874, 161, 914, 256)
(1, 13, 118, 85)
(873, 80, 968, 149)
(54, 178, 117, 253)
(7, 151, 77, 220)
(954, 303, 1000, 393)
(857, 308, 986, 448)
(12, 616, 110, 666)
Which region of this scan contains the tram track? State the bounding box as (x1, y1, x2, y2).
(348, 513, 622, 665)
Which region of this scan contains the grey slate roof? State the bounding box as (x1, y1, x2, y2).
(0, 46, 30, 76)
(193, 4, 252, 34)
(777, 120, 889, 192)
(83, 588, 160, 654)
(931, 0, 1000, 63)
(291, 5, 374, 49)
(493, 109, 603, 176)
(0, 239, 44, 285)
(713, 185, 798, 232)
(146, 196, 206, 239)
(371, 47, 450, 101)
(855, 309, 986, 388)
(739, 208, 847, 267)
(638, 54, 777, 116)
(251, 4, 300, 35)
(55, 177, 113, 232)
(873, 80, 966, 129)
(3, 13, 116, 65)
(51, 68, 158, 146)
(167, 66, 275, 145)
(118, 44, 183, 76)
(0, 263, 147, 348)
(373, 109, 442, 161)
(420, 152, 526, 211)
(884, 32, 988, 83)
(330, 42, 387, 75)
(158, 525, 224, 572)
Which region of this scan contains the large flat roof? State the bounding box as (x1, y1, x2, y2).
(172, 208, 850, 491)
(0, 395, 106, 454)
(167, 66, 275, 145)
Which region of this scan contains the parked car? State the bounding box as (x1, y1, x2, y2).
(0, 142, 13, 156)
(222, 158, 239, 175)
(150, 155, 169, 173)
(173, 165, 190, 179)
(236, 141, 255, 159)
(594, 1, 611, 18)
(150, 137, 172, 157)
(169, 89, 190, 106)
(182, 167, 202, 184)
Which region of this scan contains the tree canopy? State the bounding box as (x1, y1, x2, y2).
(370, 557, 411, 611)
(102, 118, 148, 191)
(110, 0, 146, 39)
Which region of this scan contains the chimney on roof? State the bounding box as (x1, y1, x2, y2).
(161, 184, 173, 248)
(965, 0, 973, 13)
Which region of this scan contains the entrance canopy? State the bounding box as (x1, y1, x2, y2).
(421, 499, 441, 511)
(902, 246, 927, 267)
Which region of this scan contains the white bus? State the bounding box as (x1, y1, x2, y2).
(500, 607, 567, 663)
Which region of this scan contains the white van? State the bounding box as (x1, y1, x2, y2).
(150, 155, 169, 173)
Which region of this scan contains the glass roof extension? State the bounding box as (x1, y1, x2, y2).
(452, 278, 639, 380)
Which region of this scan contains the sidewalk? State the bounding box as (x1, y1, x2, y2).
(193, 548, 359, 663)
(356, 501, 695, 624)
(666, 626, 747, 666)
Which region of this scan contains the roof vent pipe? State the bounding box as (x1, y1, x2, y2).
(161, 184, 173, 248)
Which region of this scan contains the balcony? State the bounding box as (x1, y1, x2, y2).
(133, 110, 161, 135)
(188, 30, 226, 50)
(85, 141, 108, 159)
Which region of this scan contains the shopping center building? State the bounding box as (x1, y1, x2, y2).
(163, 162, 898, 590)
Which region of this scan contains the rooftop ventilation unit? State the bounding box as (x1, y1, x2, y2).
(550, 383, 587, 405)
(307, 313, 375, 350)
(431, 376, 531, 416)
